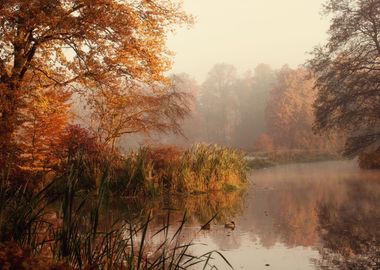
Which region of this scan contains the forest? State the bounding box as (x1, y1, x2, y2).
(0, 0, 379, 269)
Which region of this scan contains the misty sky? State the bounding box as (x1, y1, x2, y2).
(167, 0, 329, 81)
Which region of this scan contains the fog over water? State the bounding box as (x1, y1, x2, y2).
(148, 161, 380, 269)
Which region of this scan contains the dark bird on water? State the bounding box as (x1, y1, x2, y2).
(224, 221, 235, 230)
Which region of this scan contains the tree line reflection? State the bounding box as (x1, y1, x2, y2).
(100, 162, 379, 269)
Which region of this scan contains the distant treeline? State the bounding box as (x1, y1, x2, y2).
(124, 64, 342, 153)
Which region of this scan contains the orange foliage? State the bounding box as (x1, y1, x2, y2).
(253, 133, 274, 151)
(358, 147, 380, 169)
(17, 87, 71, 171)
(0, 0, 192, 169)
(56, 125, 117, 186)
(57, 125, 104, 163)
(266, 67, 339, 151)
(0, 242, 73, 270)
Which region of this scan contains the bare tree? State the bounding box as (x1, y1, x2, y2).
(309, 0, 380, 160)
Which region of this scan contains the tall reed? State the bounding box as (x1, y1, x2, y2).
(176, 144, 248, 192)
(113, 144, 248, 195)
(0, 163, 234, 269)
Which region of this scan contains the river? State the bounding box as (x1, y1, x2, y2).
(144, 160, 380, 269)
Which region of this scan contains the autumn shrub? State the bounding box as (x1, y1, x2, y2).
(55, 125, 119, 190)
(252, 133, 274, 152)
(0, 242, 73, 270)
(358, 148, 380, 169)
(111, 146, 183, 196)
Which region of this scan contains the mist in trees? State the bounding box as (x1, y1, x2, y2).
(1, 0, 378, 175)
(0, 0, 192, 172)
(309, 0, 380, 168)
(126, 63, 340, 154)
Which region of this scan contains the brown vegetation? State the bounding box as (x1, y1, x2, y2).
(0, 242, 73, 270)
(309, 0, 380, 168)
(112, 144, 248, 196)
(358, 147, 380, 169)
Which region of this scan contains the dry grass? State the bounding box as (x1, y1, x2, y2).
(113, 144, 248, 195)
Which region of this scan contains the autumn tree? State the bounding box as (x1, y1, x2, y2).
(0, 0, 191, 169)
(309, 0, 380, 165)
(266, 67, 337, 150)
(87, 79, 190, 149)
(170, 73, 201, 142)
(17, 86, 71, 171)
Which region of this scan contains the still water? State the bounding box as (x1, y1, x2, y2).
(146, 160, 380, 269)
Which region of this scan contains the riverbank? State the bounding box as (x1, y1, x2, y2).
(0, 143, 247, 270)
(0, 169, 238, 269)
(109, 144, 248, 196)
(246, 150, 342, 169)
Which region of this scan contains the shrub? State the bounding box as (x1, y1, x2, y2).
(55, 125, 119, 190)
(252, 133, 274, 152)
(358, 148, 380, 169)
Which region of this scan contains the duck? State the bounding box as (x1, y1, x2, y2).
(224, 221, 235, 230)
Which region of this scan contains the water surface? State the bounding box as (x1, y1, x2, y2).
(148, 161, 380, 269)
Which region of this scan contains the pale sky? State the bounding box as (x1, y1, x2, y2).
(167, 0, 329, 81)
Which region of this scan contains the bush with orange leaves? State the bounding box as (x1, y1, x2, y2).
(252, 133, 274, 152)
(0, 242, 73, 270)
(358, 148, 380, 169)
(55, 125, 120, 190)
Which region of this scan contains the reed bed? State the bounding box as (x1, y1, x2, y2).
(176, 144, 248, 193)
(0, 165, 233, 270)
(113, 144, 248, 195)
(0, 144, 246, 268)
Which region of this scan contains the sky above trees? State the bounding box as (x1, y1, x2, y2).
(168, 0, 329, 81)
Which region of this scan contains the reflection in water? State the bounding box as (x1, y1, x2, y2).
(102, 161, 379, 269)
(143, 161, 379, 269)
(316, 179, 380, 269)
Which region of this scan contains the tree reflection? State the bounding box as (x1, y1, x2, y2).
(101, 162, 380, 269)
(315, 180, 380, 269)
